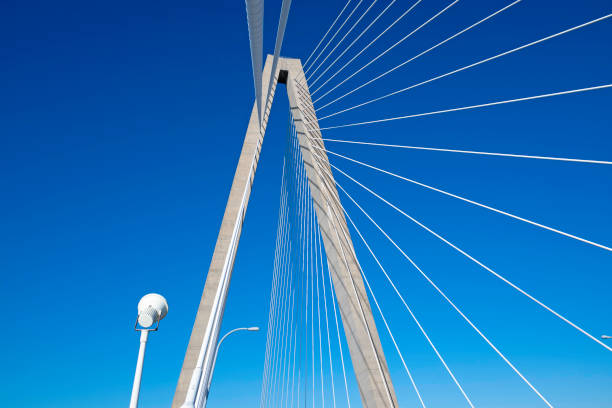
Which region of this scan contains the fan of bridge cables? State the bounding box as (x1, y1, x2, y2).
(255, 0, 612, 406)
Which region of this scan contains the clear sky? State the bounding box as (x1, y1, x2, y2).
(1, 0, 611, 407)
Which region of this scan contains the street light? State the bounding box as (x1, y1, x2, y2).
(129, 293, 169, 408)
(205, 326, 260, 401)
(602, 335, 612, 340)
(184, 326, 259, 408)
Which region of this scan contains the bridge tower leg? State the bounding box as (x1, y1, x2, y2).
(172, 56, 398, 408)
(283, 58, 398, 408)
(171, 55, 278, 408)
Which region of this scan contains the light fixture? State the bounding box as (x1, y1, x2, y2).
(137, 293, 169, 329)
(129, 293, 169, 408)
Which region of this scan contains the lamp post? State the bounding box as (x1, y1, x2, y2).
(181, 326, 260, 408)
(602, 335, 612, 340)
(203, 327, 260, 401)
(129, 293, 169, 408)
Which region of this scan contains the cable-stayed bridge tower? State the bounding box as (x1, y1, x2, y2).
(168, 0, 612, 406)
(172, 55, 398, 408)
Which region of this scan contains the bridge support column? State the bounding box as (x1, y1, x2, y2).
(284, 58, 398, 408)
(173, 56, 397, 408)
(171, 55, 279, 408)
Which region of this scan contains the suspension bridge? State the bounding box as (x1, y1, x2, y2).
(170, 1, 612, 407)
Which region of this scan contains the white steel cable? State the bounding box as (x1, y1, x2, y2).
(296, 125, 353, 408)
(245, 0, 264, 125)
(330, 162, 612, 354)
(266, 170, 290, 408)
(311, 0, 423, 97)
(276, 123, 301, 407)
(303, 160, 310, 408)
(328, 203, 396, 408)
(307, 141, 612, 360)
(288, 133, 300, 408)
(313, 208, 325, 408)
(294, 163, 305, 408)
(344, 208, 431, 408)
(268, 221, 291, 406)
(290, 144, 303, 406)
(317, 13, 612, 119)
(306, 0, 380, 83)
(292, 147, 309, 407)
(275, 177, 293, 403)
(277, 145, 297, 408)
(269, 124, 300, 407)
(303, 132, 397, 407)
(290, 304, 299, 408)
(300, 86, 366, 408)
(290, 128, 304, 408)
(316, 84, 612, 129)
(294, 126, 310, 408)
(308, 160, 430, 408)
(333, 176, 555, 408)
(287, 285, 298, 408)
(304, 138, 352, 408)
(294, 126, 311, 408)
(308, 162, 316, 408)
(280, 265, 296, 406)
(309, 0, 401, 89)
(320, 138, 612, 165)
(312, 0, 461, 104)
(306, 145, 472, 408)
(304, 0, 365, 77)
(301, 162, 311, 408)
(260, 195, 284, 406)
(282, 181, 300, 408)
(301, 165, 309, 408)
(316, 224, 337, 408)
(264, 0, 293, 113)
(316, 0, 521, 111)
(303, 0, 354, 68)
(260, 161, 289, 408)
(327, 240, 352, 408)
(292, 129, 308, 406)
(281, 126, 303, 406)
(319, 147, 612, 252)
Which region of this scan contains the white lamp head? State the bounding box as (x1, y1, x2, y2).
(137, 293, 168, 328)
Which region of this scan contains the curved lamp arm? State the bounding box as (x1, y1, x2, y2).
(202, 327, 260, 403)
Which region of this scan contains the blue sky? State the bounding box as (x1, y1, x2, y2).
(1, 0, 611, 407)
